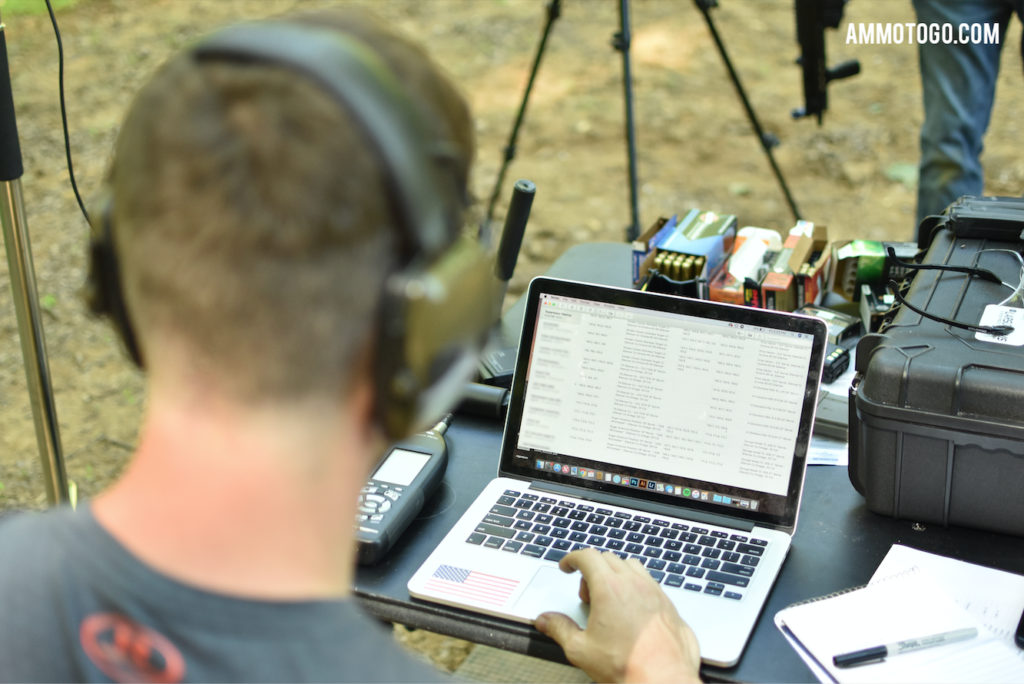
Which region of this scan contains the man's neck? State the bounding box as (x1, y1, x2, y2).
(92, 382, 375, 601)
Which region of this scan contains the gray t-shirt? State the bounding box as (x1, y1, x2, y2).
(0, 504, 445, 682)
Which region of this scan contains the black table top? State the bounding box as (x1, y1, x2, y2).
(354, 243, 1024, 682)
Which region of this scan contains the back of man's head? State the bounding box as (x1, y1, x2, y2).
(105, 8, 474, 403)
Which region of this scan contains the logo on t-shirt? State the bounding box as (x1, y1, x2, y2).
(80, 613, 185, 683)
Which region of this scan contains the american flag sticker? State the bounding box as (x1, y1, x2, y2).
(424, 565, 519, 607)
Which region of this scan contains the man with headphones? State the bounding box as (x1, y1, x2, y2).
(0, 8, 701, 683)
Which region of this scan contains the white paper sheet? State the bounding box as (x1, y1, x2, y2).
(775, 570, 1024, 683)
(812, 345, 854, 467)
(871, 544, 1024, 661)
(807, 433, 848, 466)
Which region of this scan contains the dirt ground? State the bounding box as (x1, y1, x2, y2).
(0, 0, 1022, 673)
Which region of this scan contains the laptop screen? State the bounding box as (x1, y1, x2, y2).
(498, 278, 827, 530)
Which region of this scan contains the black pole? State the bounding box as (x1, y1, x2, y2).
(0, 17, 23, 182)
(613, 0, 642, 241)
(481, 0, 561, 243)
(0, 12, 69, 505)
(494, 179, 536, 311)
(494, 180, 535, 284)
(695, 0, 803, 222)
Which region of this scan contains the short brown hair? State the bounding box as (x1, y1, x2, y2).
(108, 9, 474, 400)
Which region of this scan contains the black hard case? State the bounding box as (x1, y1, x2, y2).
(849, 226, 1024, 536)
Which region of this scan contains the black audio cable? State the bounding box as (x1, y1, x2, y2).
(44, 0, 89, 225)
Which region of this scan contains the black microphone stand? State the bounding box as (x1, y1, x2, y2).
(0, 11, 69, 506)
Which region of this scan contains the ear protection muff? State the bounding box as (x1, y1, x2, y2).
(84, 191, 143, 367)
(85, 21, 500, 438)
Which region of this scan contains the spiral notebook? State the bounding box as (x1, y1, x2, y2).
(775, 548, 1024, 683)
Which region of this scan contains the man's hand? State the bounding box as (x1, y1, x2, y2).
(534, 549, 701, 684)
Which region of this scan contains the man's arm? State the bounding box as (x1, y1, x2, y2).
(535, 549, 702, 684)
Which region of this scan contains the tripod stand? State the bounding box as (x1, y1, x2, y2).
(481, 0, 643, 241)
(482, 0, 803, 243)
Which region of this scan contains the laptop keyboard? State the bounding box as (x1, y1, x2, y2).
(465, 489, 768, 601)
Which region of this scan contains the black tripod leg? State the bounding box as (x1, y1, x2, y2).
(695, 0, 803, 222)
(481, 0, 562, 242)
(613, 0, 642, 241)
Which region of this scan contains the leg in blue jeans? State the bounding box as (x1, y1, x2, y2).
(913, 0, 1024, 239)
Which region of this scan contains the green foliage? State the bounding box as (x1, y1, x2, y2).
(0, 0, 78, 17)
(40, 293, 56, 311)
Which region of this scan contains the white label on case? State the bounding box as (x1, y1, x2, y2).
(975, 305, 1024, 346)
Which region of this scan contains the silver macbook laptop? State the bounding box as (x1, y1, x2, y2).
(409, 277, 827, 667)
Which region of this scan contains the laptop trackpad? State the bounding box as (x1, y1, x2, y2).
(512, 566, 590, 627)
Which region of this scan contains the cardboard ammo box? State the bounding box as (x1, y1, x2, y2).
(710, 234, 770, 307)
(793, 223, 832, 308)
(709, 269, 762, 307)
(632, 209, 736, 287)
(760, 227, 818, 312)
